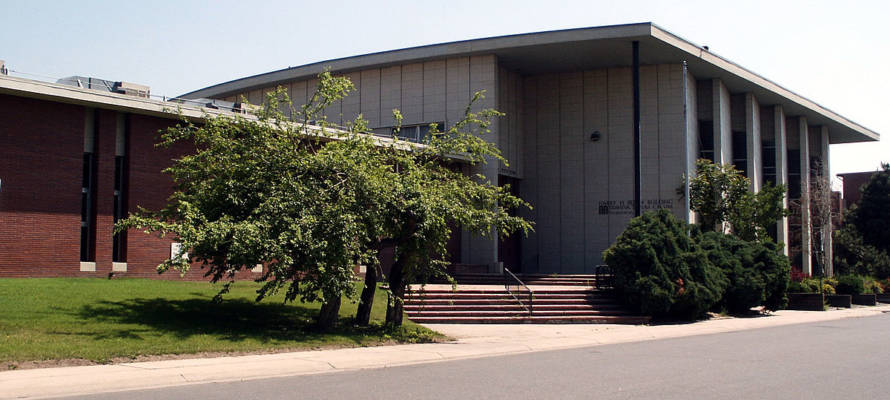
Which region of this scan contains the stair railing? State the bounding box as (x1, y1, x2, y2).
(594, 264, 613, 291)
(503, 267, 533, 316)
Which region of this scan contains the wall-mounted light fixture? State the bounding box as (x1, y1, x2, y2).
(589, 130, 602, 142)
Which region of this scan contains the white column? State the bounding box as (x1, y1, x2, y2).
(798, 117, 812, 275)
(712, 79, 732, 165)
(745, 94, 762, 192)
(774, 106, 789, 256)
(820, 125, 833, 276)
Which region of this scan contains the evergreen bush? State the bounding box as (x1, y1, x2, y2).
(836, 275, 866, 295)
(699, 232, 790, 313)
(603, 210, 727, 320)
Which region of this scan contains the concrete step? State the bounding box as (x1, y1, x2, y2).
(405, 297, 618, 307)
(404, 304, 620, 312)
(405, 309, 631, 317)
(408, 315, 651, 324)
(405, 294, 612, 302)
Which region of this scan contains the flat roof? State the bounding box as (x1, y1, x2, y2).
(0, 74, 427, 153)
(0, 74, 235, 122)
(182, 22, 879, 145)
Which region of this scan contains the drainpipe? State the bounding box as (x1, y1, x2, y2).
(682, 61, 690, 224)
(632, 41, 642, 217)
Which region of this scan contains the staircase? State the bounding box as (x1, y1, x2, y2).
(405, 274, 649, 324)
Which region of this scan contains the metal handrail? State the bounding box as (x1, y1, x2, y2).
(503, 267, 533, 316)
(594, 264, 613, 291)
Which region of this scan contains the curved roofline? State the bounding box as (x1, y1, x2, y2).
(180, 22, 653, 99)
(182, 22, 878, 144)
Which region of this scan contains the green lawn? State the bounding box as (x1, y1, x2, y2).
(0, 278, 442, 366)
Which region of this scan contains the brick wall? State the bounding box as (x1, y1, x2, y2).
(0, 94, 261, 280)
(0, 94, 84, 277)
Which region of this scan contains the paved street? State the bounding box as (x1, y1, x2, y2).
(64, 312, 890, 400)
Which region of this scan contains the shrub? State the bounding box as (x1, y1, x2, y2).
(699, 232, 790, 313)
(603, 210, 727, 320)
(836, 275, 866, 295)
(864, 278, 884, 294)
(834, 225, 890, 279)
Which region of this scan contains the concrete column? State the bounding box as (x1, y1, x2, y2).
(712, 79, 732, 165)
(798, 117, 812, 275)
(745, 94, 762, 192)
(774, 106, 789, 256)
(820, 126, 833, 276)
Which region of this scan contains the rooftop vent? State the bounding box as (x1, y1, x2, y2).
(56, 76, 150, 98)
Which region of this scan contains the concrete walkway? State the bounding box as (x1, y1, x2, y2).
(2, 304, 888, 399)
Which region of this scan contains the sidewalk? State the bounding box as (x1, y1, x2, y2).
(2, 304, 888, 399)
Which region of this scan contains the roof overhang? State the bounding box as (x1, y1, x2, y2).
(182, 22, 878, 145)
(0, 74, 435, 156)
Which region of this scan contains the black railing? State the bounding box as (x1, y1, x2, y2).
(503, 267, 533, 316)
(594, 264, 613, 291)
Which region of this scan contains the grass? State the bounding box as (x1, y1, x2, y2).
(0, 278, 443, 366)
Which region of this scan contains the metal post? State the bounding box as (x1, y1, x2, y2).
(632, 41, 642, 217)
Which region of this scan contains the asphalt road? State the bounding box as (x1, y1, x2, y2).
(64, 312, 890, 400)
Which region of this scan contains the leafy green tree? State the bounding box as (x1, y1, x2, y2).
(834, 164, 890, 279)
(118, 72, 531, 330)
(117, 73, 398, 330)
(368, 94, 533, 326)
(689, 159, 789, 242)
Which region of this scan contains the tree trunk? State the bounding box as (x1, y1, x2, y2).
(385, 256, 406, 326)
(355, 264, 378, 326)
(316, 295, 341, 331)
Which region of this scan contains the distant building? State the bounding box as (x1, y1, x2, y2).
(838, 171, 878, 210)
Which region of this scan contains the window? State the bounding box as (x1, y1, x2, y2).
(732, 130, 747, 176)
(112, 115, 129, 263)
(698, 120, 714, 162)
(372, 122, 445, 143)
(762, 140, 776, 185)
(787, 149, 801, 198)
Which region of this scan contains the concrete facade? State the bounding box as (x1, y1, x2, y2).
(0, 23, 880, 277)
(182, 24, 878, 275)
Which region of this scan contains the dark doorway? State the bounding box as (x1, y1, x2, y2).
(498, 175, 522, 272)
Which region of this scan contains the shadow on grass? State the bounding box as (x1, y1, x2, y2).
(76, 297, 392, 345)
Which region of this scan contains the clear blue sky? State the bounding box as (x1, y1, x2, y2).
(2, 0, 888, 182)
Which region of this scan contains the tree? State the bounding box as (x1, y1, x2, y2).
(834, 163, 890, 278)
(368, 94, 533, 326)
(688, 159, 789, 242)
(844, 163, 890, 253)
(117, 73, 397, 330)
(117, 72, 531, 330)
(808, 158, 835, 276)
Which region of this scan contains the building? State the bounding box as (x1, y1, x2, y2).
(0, 74, 260, 279)
(838, 171, 878, 210)
(184, 23, 878, 275)
(0, 23, 879, 278)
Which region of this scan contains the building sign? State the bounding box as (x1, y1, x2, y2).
(597, 199, 675, 215)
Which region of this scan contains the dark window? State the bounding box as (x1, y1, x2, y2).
(732, 130, 747, 176)
(80, 152, 97, 262)
(698, 120, 714, 162)
(112, 155, 128, 262)
(762, 140, 776, 185)
(112, 116, 129, 263)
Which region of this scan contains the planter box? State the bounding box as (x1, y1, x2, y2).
(826, 294, 852, 308)
(787, 293, 825, 311)
(876, 293, 890, 304)
(852, 294, 877, 306)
